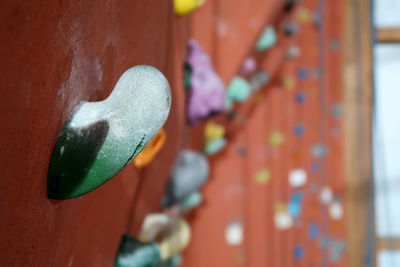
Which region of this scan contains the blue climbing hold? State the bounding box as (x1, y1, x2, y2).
(294, 246, 305, 260)
(309, 223, 318, 239)
(293, 124, 305, 136)
(310, 162, 321, 172)
(291, 192, 303, 202)
(298, 68, 308, 79)
(288, 192, 303, 218)
(296, 92, 306, 104)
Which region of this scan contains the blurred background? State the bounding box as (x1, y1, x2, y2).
(1, 0, 399, 266)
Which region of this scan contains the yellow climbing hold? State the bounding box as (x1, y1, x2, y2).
(282, 75, 295, 90)
(254, 168, 270, 185)
(274, 202, 287, 213)
(204, 121, 225, 145)
(235, 251, 246, 264)
(268, 131, 285, 147)
(298, 7, 311, 23)
(174, 0, 206, 16)
(253, 93, 264, 104)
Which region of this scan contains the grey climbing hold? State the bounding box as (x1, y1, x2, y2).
(162, 150, 209, 207)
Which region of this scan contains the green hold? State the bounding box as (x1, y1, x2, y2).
(47, 65, 171, 199)
(255, 26, 277, 51)
(179, 191, 203, 212)
(115, 234, 162, 267)
(184, 63, 192, 90)
(204, 137, 227, 156)
(227, 76, 251, 103)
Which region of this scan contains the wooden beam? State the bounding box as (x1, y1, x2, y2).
(344, 0, 374, 266)
(377, 28, 400, 43)
(376, 237, 400, 250)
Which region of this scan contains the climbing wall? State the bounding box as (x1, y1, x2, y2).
(0, 1, 187, 265)
(183, 0, 346, 266)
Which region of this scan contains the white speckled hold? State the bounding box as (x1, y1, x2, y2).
(225, 220, 243, 246)
(329, 201, 343, 221)
(320, 186, 333, 204)
(289, 169, 307, 187)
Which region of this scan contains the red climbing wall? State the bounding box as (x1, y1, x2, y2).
(0, 0, 346, 266)
(182, 0, 346, 266)
(0, 1, 186, 266)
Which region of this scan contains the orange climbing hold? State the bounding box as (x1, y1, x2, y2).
(134, 129, 166, 168)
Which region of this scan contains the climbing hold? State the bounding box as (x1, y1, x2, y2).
(329, 200, 343, 221)
(310, 162, 321, 172)
(255, 26, 277, 52)
(137, 214, 191, 262)
(275, 202, 287, 213)
(283, 0, 299, 12)
(293, 124, 305, 136)
(237, 147, 247, 157)
(204, 122, 225, 145)
(186, 39, 226, 124)
(250, 71, 270, 92)
(174, 0, 206, 16)
(312, 10, 322, 27)
(274, 211, 293, 230)
(312, 67, 323, 78)
(184, 63, 192, 89)
(47, 65, 171, 199)
(320, 186, 333, 204)
(320, 236, 346, 262)
(254, 168, 271, 185)
(268, 131, 285, 147)
(294, 246, 305, 260)
(159, 221, 191, 261)
(162, 150, 209, 207)
(286, 45, 301, 59)
(330, 38, 340, 51)
(235, 251, 246, 264)
(311, 143, 327, 158)
(161, 254, 182, 267)
(253, 93, 264, 104)
(298, 7, 311, 23)
(295, 92, 306, 104)
(289, 169, 307, 187)
(139, 214, 174, 243)
(226, 76, 251, 109)
(309, 223, 318, 239)
(225, 220, 243, 246)
(282, 75, 295, 90)
(330, 239, 346, 262)
(115, 234, 162, 267)
(331, 104, 343, 119)
(179, 191, 203, 212)
(240, 57, 257, 76)
(134, 129, 166, 168)
(288, 197, 302, 218)
(283, 22, 299, 36)
(298, 68, 308, 79)
(204, 137, 227, 156)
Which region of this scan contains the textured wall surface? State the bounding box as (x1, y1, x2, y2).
(0, 1, 185, 266)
